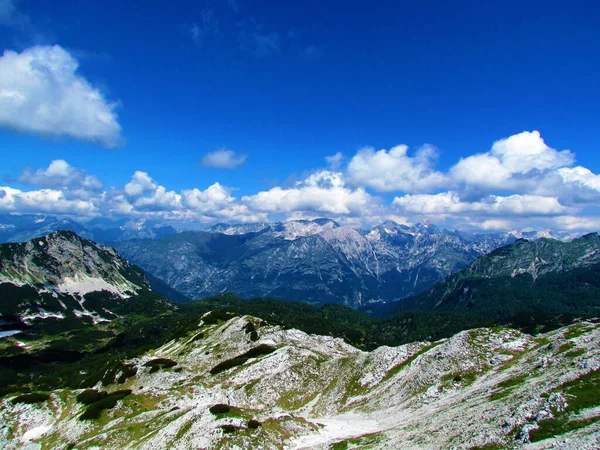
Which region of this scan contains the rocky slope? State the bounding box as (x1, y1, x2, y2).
(1, 313, 599, 449)
(114, 220, 525, 306)
(0, 230, 169, 331)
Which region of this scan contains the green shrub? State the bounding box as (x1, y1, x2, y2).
(76, 389, 109, 405)
(202, 310, 236, 324)
(144, 358, 177, 374)
(209, 404, 231, 414)
(117, 364, 138, 383)
(79, 389, 132, 420)
(248, 419, 261, 429)
(11, 392, 50, 404)
(210, 344, 276, 375)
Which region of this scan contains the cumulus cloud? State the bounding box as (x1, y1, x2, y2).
(243, 170, 376, 216)
(557, 166, 600, 192)
(0, 45, 122, 147)
(0, 186, 97, 216)
(3, 128, 600, 233)
(451, 131, 574, 190)
(347, 144, 447, 193)
(325, 152, 343, 170)
(18, 160, 102, 192)
(393, 191, 571, 217)
(201, 148, 247, 169)
(181, 182, 234, 212)
(124, 171, 158, 197)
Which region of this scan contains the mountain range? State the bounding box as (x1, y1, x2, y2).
(1, 225, 600, 448)
(0, 213, 586, 309)
(115, 219, 575, 306)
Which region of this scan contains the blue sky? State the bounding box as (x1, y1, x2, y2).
(0, 0, 599, 232)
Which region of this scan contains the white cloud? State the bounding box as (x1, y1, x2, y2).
(393, 191, 571, 217)
(0, 186, 97, 216)
(325, 152, 343, 170)
(451, 130, 574, 190)
(347, 144, 447, 193)
(3, 128, 600, 234)
(243, 170, 376, 216)
(181, 182, 234, 213)
(18, 159, 102, 191)
(557, 166, 600, 192)
(553, 215, 600, 232)
(0, 45, 122, 147)
(124, 171, 157, 197)
(201, 148, 247, 169)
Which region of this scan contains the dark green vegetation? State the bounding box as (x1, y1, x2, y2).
(209, 404, 231, 414)
(78, 389, 132, 420)
(10, 392, 50, 404)
(398, 234, 600, 321)
(526, 369, 600, 442)
(144, 358, 177, 373)
(210, 344, 277, 375)
(3, 289, 586, 400)
(76, 389, 109, 405)
(0, 293, 488, 397)
(247, 419, 261, 429)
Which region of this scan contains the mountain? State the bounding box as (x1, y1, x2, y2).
(0, 230, 170, 333)
(204, 222, 272, 235)
(115, 219, 519, 306)
(0, 214, 93, 243)
(401, 233, 600, 319)
(1, 311, 598, 448)
(0, 214, 177, 244)
(86, 218, 177, 243)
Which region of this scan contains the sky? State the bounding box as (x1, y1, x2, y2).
(0, 0, 599, 232)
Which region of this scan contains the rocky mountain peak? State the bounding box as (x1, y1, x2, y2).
(0, 231, 168, 329)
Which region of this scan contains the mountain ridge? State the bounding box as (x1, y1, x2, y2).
(0, 230, 171, 332)
(1, 311, 599, 448)
(398, 232, 600, 319)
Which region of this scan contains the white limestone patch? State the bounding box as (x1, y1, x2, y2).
(22, 425, 52, 443)
(57, 274, 137, 298)
(289, 413, 381, 449)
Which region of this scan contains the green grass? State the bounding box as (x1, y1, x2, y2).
(79, 389, 132, 420)
(489, 374, 529, 401)
(209, 344, 277, 375)
(442, 370, 480, 387)
(529, 416, 600, 442)
(329, 433, 383, 449)
(557, 342, 575, 353)
(524, 369, 600, 442)
(381, 342, 440, 383)
(565, 348, 586, 358)
(563, 324, 590, 339)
